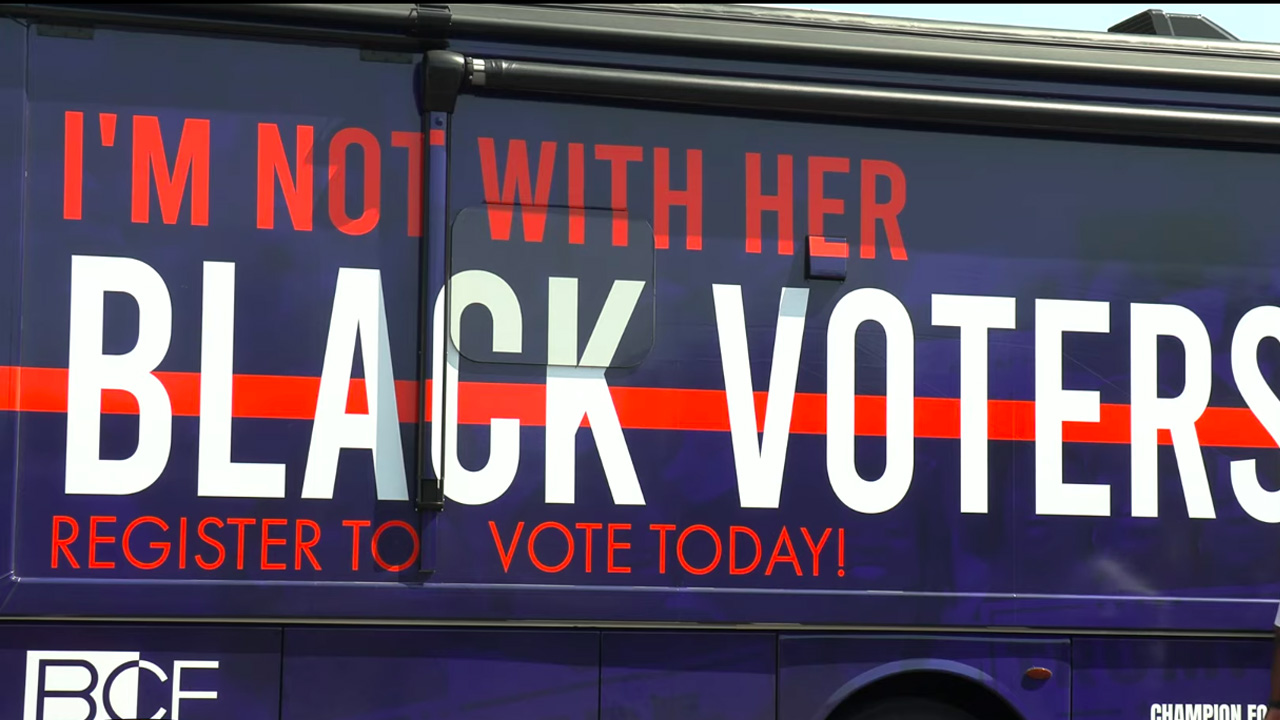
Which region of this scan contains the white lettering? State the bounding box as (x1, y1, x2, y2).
(826, 287, 915, 514)
(713, 284, 808, 509)
(301, 268, 408, 501)
(545, 276, 646, 505)
(65, 255, 173, 496)
(172, 659, 219, 719)
(433, 271, 523, 505)
(1035, 299, 1111, 517)
(1130, 303, 1214, 518)
(931, 294, 1017, 514)
(22, 651, 220, 720)
(197, 261, 286, 498)
(1230, 305, 1280, 523)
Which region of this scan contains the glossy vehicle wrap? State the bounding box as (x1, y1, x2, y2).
(2, 5, 1280, 719)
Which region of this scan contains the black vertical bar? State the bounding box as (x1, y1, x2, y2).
(416, 110, 450, 513)
(416, 52, 466, 524)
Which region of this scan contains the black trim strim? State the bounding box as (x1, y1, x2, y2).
(468, 56, 1280, 148)
(0, 3, 448, 49)
(8, 4, 1280, 95)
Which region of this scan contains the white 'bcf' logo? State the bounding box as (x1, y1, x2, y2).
(23, 651, 218, 720)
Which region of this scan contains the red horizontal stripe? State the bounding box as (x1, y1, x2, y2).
(0, 366, 1272, 449)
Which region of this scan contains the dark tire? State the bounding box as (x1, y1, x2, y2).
(840, 697, 981, 720)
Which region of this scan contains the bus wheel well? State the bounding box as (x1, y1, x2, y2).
(828, 669, 1024, 720)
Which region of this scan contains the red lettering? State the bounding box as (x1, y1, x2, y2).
(860, 159, 908, 260)
(654, 148, 702, 250)
(195, 518, 225, 570)
(489, 521, 525, 572)
(808, 156, 850, 259)
(227, 518, 256, 571)
(808, 235, 848, 259)
(837, 527, 845, 577)
(131, 115, 210, 226)
(371, 520, 419, 572)
(568, 142, 585, 244)
(528, 522, 573, 573)
(650, 524, 676, 574)
(596, 144, 643, 246)
(328, 128, 381, 236)
(261, 518, 287, 571)
(765, 527, 802, 576)
(745, 153, 793, 254)
(178, 517, 188, 569)
(527, 520, 573, 571)
(800, 527, 831, 576)
(295, 519, 322, 571)
(64, 111, 83, 221)
(344, 520, 371, 571)
(478, 138, 556, 242)
(122, 516, 170, 570)
(99, 113, 116, 147)
(51, 516, 79, 569)
(257, 123, 314, 231)
(576, 522, 602, 573)
(88, 516, 116, 569)
(729, 525, 761, 575)
(392, 131, 423, 237)
(677, 525, 722, 576)
(607, 523, 631, 574)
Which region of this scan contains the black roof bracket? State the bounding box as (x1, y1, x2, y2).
(1109, 9, 1238, 41)
(423, 50, 467, 114)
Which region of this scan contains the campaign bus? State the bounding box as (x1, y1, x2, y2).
(2, 3, 1279, 719)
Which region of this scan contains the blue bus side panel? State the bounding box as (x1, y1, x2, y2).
(0, 16, 24, 586)
(778, 634, 1070, 720)
(601, 631, 775, 720)
(7, 18, 1280, 636)
(1, 623, 281, 720)
(279, 627, 599, 720)
(13, 24, 423, 589)
(437, 92, 1280, 630)
(1073, 637, 1272, 719)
